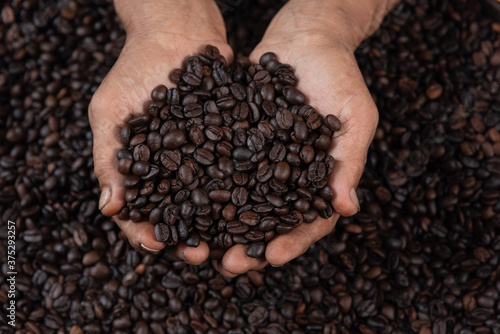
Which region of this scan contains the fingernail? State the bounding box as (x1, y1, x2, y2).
(270, 264, 283, 268)
(140, 243, 160, 254)
(350, 188, 361, 212)
(98, 187, 111, 211)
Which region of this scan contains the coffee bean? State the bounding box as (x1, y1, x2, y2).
(162, 129, 186, 149)
(209, 190, 231, 203)
(274, 161, 291, 182)
(276, 108, 293, 129)
(132, 161, 150, 176)
(160, 151, 181, 171)
(155, 223, 170, 242)
(246, 242, 265, 258)
(282, 85, 305, 104)
(152, 85, 167, 101)
(194, 148, 214, 165)
(191, 188, 209, 207)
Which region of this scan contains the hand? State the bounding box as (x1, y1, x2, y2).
(213, 0, 397, 277)
(89, 0, 232, 263)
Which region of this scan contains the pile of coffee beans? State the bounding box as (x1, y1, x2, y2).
(117, 46, 338, 256)
(1, 0, 500, 333)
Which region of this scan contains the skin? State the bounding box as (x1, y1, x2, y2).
(89, 0, 399, 275)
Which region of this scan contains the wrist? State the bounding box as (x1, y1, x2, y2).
(278, 0, 400, 50)
(114, 0, 226, 42)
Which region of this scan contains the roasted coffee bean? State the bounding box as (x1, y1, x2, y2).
(239, 211, 260, 226)
(194, 148, 214, 165)
(274, 161, 291, 182)
(162, 129, 186, 149)
(269, 144, 286, 162)
(246, 242, 265, 258)
(191, 189, 209, 207)
(325, 114, 341, 131)
(120, 126, 131, 145)
(118, 158, 133, 175)
(177, 164, 195, 185)
(282, 85, 305, 105)
(163, 204, 179, 225)
(226, 221, 249, 234)
(209, 190, 231, 203)
(152, 84, 167, 101)
(247, 128, 265, 152)
(155, 223, 170, 242)
(147, 132, 162, 152)
(231, 187, 248, 206)
(133, 144, 150, 162)
(276, 108, 293, 129)
(132, 161, 150, 176)
(160, 151, 181, 171)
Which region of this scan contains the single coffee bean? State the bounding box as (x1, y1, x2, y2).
(209, 190, 231, 203)
(276, 108, 293, 129)
(162, 129, 186, 149)
(155, 223, 170, 242)
(239, 211, 260, 226)
(274, 161, 291, 182)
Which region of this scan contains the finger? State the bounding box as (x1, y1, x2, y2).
(114, 217, 166, 253)
(170, 241, 210, 265)
(89, 96, 127, 217)
(265, 213, 339, 267)
(328, 94, 378, 216)
(216, 244, 268, 277)
(212, 260, 237, 278)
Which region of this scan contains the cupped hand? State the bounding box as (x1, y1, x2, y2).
(214, 1, 381, 277)
(89, 0, 232, 263)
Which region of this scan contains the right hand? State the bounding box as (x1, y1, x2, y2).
(89, 0, 232, 263)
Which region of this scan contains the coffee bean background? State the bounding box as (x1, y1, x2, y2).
(1, 0, 500, 333)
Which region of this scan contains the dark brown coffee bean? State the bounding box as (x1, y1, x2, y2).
(239, 211, 260, 226)
(231, 187, 248, 206)
(191, 189, 209, 207)
(160, 151, 181, 171)
(194, 148, 214, 165)
(230, 83, 246, 100)
(120, 126, 131, 145)
(155, 223, 170, 242)
(269, 144, 286, 162)
(226, 221, 249, 234)
(325, 114, 341, 131)
(147, 132, 162, 152)
(118, 158, 133, 175)
(132, 161, 150, 176)
(282, 85, 305, 104)
(209, 190, 231, 203)
(247, 128, 265, 152)
(152, 85, 167, 101)
(177, 164, 195, 185)
(133, 144, 150, 162)
(205, 125, 223, 141)
(315, 134, 331, 151)
(162, 129, 186, 149)
(276, 108, 293, 129)
(274, 161, 291, 182)
(163, 204, 179, 225)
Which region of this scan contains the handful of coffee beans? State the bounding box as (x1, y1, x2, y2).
(117, 45, 340, 258)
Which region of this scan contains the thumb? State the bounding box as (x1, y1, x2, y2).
(329, 94, 378, 216)
(89, 95, 127, 217)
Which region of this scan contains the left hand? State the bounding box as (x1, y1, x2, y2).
(213, 0, 385, 277)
